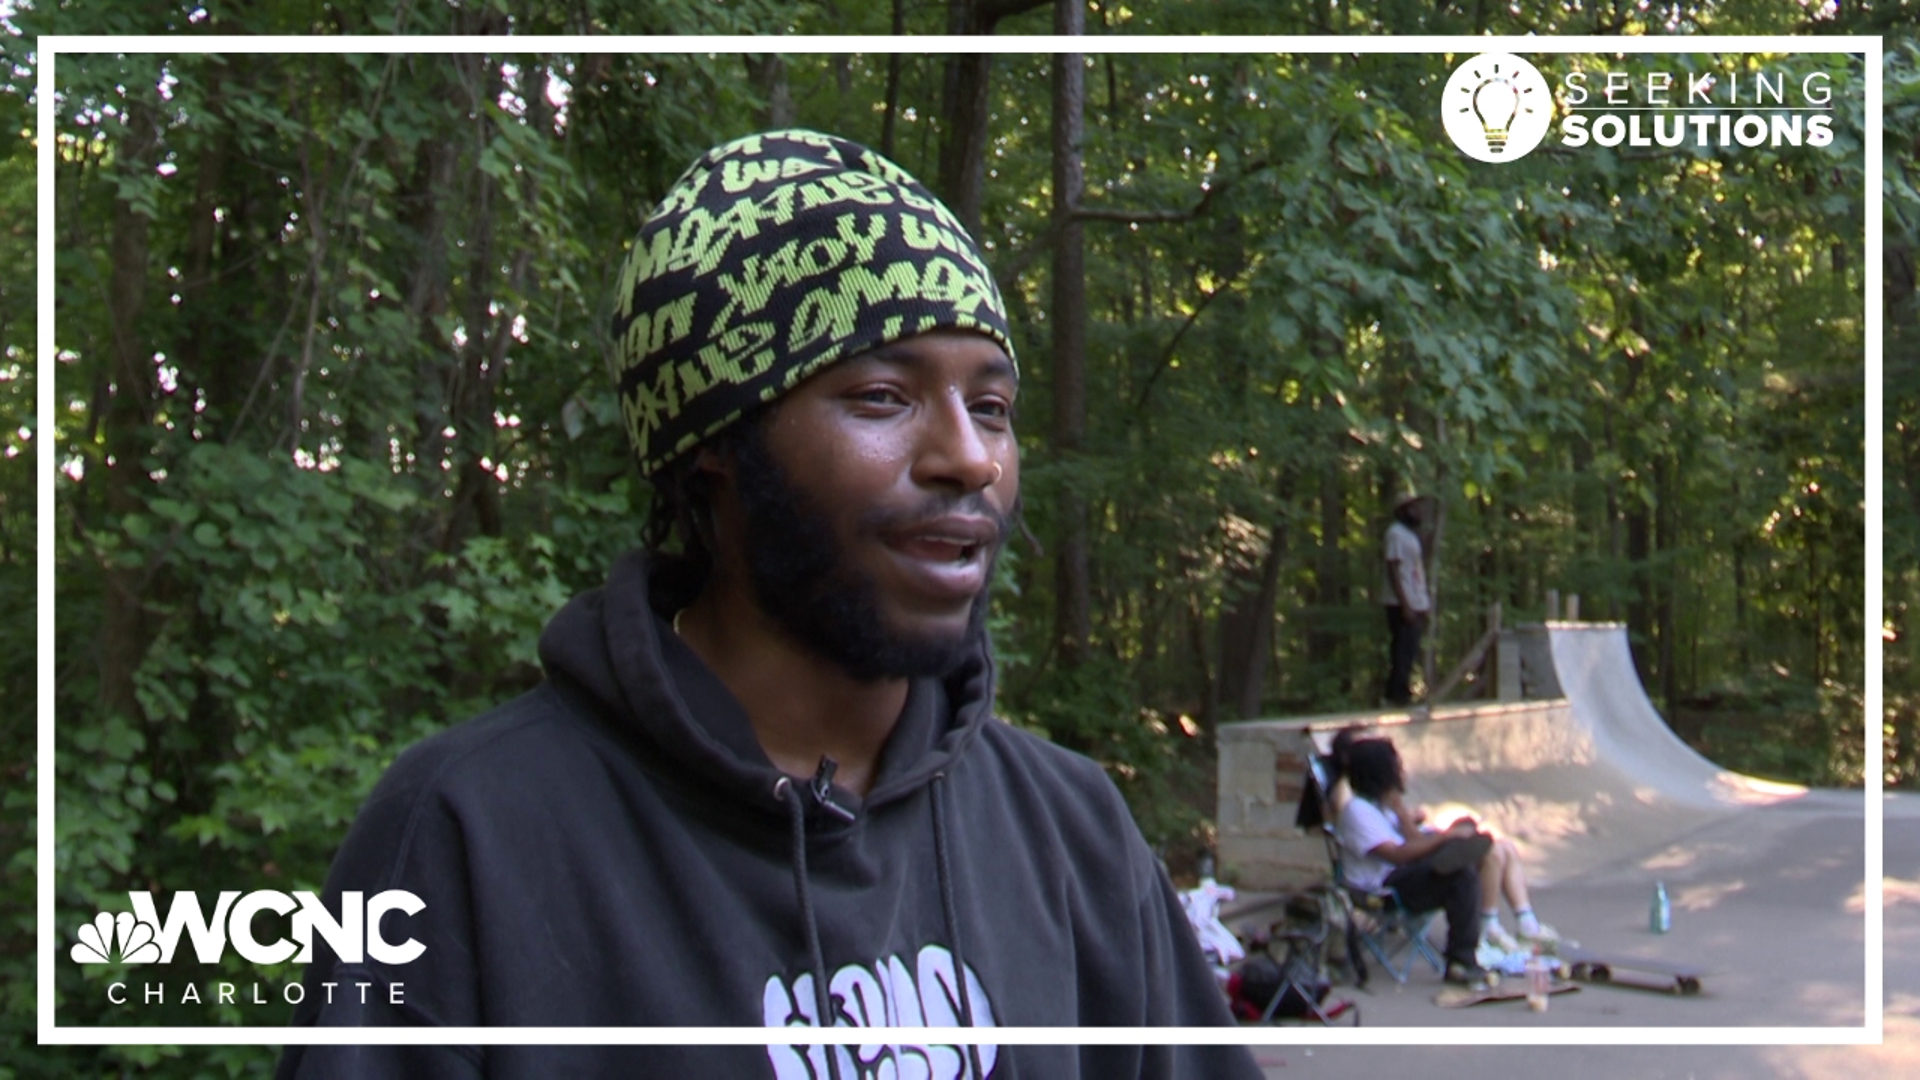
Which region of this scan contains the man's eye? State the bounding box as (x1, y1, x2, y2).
(971, 399, 1012, 423)
(852, 387, 906, 407)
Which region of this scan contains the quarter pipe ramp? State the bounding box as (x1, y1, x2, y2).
(1390, 622, 1810, 884)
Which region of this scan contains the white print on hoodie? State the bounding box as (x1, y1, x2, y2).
(764, 943, 999, 1079)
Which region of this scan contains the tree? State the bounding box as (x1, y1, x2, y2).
(1050, 7, 1091, 667)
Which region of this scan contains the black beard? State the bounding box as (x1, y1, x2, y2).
(730, 423, 1008, 683)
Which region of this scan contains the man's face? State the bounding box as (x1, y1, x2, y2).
(720, 330, 1019, 681)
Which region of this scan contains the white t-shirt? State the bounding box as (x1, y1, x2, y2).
(1335, 796, 1404, 893)
(1381, 520, 1429, 612)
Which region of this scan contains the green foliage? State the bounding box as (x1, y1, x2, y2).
(1679, 672, 1866, 788)
(1005, 653, 1210, 855)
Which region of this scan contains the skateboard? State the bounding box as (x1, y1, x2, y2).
(1559, 947, 1705, 995)
(1433, 978, 1579, 1008)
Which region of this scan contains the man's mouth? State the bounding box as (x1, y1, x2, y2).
(887, 516, 999, 561)
(893, 533, 987, 564)
(881, 515, 1000, 601)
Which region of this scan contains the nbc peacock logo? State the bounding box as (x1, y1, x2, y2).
(71, 911, 162, 964)
(1441, 52, 1554, 163)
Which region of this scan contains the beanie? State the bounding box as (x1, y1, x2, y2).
(610, 129, 1016, 478)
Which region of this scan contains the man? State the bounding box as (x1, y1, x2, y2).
(1332, 737, 1489, 985)
(1380, 492, 1431, 706)
(278, 131, 1261, 1079)
(1325, 728, 1557, 964)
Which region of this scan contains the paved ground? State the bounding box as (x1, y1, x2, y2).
(1209, 624, 1910, 1076)
(1233, 792, 1916, 1078)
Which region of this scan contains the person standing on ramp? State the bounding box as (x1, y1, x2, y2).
(1381, 492, 1432, 707)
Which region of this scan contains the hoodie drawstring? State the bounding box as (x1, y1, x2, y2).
(930, 774, 987, 1080)
(776, 775, 844, 1080)
(778, 769, 988, 1080)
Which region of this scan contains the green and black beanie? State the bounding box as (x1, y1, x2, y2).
(611, 129, 1017, 478)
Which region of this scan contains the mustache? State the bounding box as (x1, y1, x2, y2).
(860, 492, 1018, 547)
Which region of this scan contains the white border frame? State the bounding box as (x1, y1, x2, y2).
(36, 33, 1884, 1049)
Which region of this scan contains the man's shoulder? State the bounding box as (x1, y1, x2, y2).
(952, 720, 1177, 907)
(314, 685, 616, 899)
(366, 684, 610, 812)
(971, 717, 1117, 791)
(963, 719, 1144, 836)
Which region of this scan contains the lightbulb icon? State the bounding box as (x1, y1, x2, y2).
(1442, 53, 1551, 163)
(1472, 71, 1522, 153)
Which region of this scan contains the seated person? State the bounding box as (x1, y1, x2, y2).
(1332, 737, 1488, 984)
(1327, 729, 1556, 956)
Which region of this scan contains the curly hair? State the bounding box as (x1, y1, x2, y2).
(1344, 737, 1406, 803)
(1328, 725, 1365, 782)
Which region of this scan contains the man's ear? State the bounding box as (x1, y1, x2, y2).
(673, 444, 733, 565)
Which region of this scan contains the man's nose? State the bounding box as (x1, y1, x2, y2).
(912, 391, 999, 492)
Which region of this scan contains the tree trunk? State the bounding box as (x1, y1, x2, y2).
(937, 0, 1050, 232)
(1603, 407, 1621, 620)
(1307, 423, 1346, 683)
(1733, 546, 1751, 668)
(442, 55, 537, 553)
(1655, 455, 1677, 715)
(879, 0, 906, 158)
(1900, 696, 1920, 787)
(1049, 4, 1090, 667)
(937, 54, 992, 233)
(178, 114, 231, 428)
(1217, 494, 1289, 721)
(1423, 418, 1450, 697)
(745, 54, 795, 130)
(99, 98, 162, 723)
(283, 134, 330, 449)
(1626, 498, 1654, 689)
(1188, 593, 1214, 724)
(403, 118, 456, 551)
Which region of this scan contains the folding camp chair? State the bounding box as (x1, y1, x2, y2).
(1296, 751, 1445, 984)
(1253, 909, 1359, 1026)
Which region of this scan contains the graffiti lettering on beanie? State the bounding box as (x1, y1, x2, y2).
(789, 259, 998, 353)
(711, 213, 893, 332)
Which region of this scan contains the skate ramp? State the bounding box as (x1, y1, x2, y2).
(1543, 622, 1808, 807)
(1324, 622, 1809, 885)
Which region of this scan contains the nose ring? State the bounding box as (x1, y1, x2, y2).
(990, 461, 1004, 485)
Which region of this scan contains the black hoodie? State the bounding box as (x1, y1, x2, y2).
(277, 552, 1261, 1079)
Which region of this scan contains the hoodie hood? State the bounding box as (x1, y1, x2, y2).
(536, 549, 998, 826)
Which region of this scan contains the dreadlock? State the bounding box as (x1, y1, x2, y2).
(640, 407, 773, 589)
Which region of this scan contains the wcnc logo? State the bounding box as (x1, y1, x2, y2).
(70, 890, 425, 966)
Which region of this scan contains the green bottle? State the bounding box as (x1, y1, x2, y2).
(1651, 880, 1671, 934)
